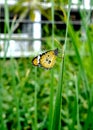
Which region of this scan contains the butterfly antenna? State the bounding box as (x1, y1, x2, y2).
(54, 38, 63, 48)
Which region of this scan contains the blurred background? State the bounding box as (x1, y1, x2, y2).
(0, 0, 93, 130)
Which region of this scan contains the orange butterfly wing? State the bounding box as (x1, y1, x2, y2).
(32, 48, 58, 69)
(40, 49, 58, 69)
(32, 56, 39, 66)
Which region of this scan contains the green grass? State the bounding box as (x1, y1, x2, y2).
(51, 1, 71, 130)
(0, 0, 93, 130)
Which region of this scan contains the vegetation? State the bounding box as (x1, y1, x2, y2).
(0, 0, 93, 130)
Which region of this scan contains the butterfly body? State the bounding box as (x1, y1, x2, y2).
(32, 48, 58, 69)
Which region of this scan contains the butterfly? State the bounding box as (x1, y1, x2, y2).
(32, 48, 58, 69)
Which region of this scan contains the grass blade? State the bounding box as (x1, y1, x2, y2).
(34, 67, 38, 130)
(68, 23, 89, 98)
(51, 1, 71, 129)
(48, 0, 55, 129)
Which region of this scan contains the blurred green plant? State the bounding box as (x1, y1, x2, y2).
(0, 0, 93, 130)
(10, 0, 68, 33)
